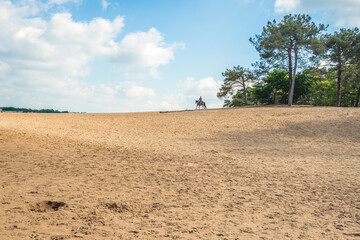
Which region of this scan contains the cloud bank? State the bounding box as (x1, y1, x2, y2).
(274, 0, 360, 27)
(0, 0, 181, 112)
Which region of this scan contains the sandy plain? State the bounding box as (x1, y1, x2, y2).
(0, 106, 359, 239)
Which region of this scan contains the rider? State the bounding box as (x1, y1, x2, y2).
(199, 96, 202, 103)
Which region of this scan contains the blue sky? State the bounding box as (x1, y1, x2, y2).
(0, 0, 359, 112)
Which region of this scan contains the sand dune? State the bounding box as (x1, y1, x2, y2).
(1, 106, 359, 239)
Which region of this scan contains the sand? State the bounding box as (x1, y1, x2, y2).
(0, 106, 359, 239)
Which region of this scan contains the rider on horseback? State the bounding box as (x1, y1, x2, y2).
(195, 96, 207, 109)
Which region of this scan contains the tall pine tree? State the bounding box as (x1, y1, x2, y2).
(250, 14, 326, 106)
(324, 28, 358, 107)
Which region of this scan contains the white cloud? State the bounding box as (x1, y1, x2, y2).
(125, 85, 155, 99)
(0, 72, 158, 112)
(274, 0, 300, 13)
(10, 0, 79, 16)
(48, 0, 79, 5)
(149, 68, 160, 79)
(0, 1, 180, 112)
(274, 0, 360, 27)
(0, 2, 177, 74)
(0, 60, 10, 77)
(157, 77, 223, 111)
(157, 93, 186, 110)
(182, 77, 222, 96)
(101, 0, 109, 10)
(111, 28, 177, 68)
(0, 5, 125, 77)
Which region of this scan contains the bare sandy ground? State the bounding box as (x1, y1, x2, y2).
(0, 106, 359, 239)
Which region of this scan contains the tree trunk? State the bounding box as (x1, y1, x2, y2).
(288, 46, 298, 106)
(355, 87, 360, 107)
(242, 77, 248, 105)
(336, 66, 342, 107)
(244, 87, 248, 105)
(288, 49, 293, 98)
(273, 89, 276, 103)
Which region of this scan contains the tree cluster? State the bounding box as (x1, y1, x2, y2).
(218, 14, 360, 107)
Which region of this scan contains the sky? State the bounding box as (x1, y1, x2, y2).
(0, 0, 359, 112)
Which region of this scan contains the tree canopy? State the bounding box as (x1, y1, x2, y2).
(218, 14, 360, 109)
(324, 28, 358, 106)
(250, 14, 326, 106)
(217, 66, 256, 105)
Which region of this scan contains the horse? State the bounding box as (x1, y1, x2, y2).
(195, 100, 207, 110)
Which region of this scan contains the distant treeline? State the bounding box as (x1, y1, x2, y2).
(0, 107, 69, 113)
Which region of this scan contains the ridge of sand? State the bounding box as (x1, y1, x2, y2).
(1, 107, 359, 239)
